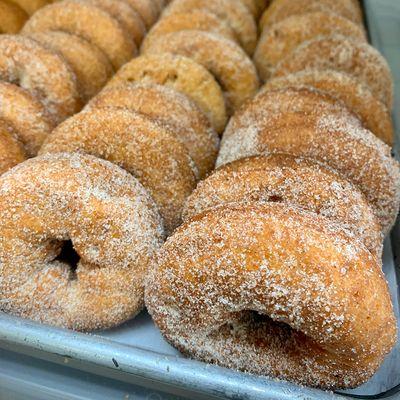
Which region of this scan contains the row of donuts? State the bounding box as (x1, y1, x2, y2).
(145, 0, 400, 391)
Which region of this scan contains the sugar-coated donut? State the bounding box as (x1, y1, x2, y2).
(107, 53, 227, 134)
(29, 31, 114, 102)
(262, 70, 393, 146)
(22, 0, 136, 70)
(146, 202, 396, 389)
(40, 108, 197, 233)
(123, 0, 159, 29)
(183, 154, 383, 257)
(254, 12, 366, 81)
(0, 120, 26, 175)
(88, 83, 219, 178)
(273, 35, 394, 110)
(218, 88, 400, 233)
(0, 35, 80, 123)
(0, 153, 163, 331)
(0, 0, 28, 34)
(142, 30, 260, 115)
(10, 0, 49, 15)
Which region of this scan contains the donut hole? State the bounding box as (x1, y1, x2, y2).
(268, 194, 283, 203)
(54, 239, 80, 279)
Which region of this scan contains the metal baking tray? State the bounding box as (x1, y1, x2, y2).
(0, 0, 399, 399)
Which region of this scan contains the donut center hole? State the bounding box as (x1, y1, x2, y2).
(55, 240, 80, 278)
(268, 195, 283, 203)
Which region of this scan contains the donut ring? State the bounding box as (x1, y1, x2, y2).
(163, 0, 257, 55)
(141, 11, 237, 53)
(9, 0, 49, 15)
(273, 35, 394, 110)
(40, 108, 197, 233)
(0, 152, 163, 331)
(146, 202, 396, 389)
(0, 35, 80, 123)
(262, 70, 393, 146)
(21, 0, 136, 70)
(88, 83, 219, 178)
(0, 82, 55, 156)
(0, 0, 28, 34)
(29, 31, 114, 102)
(107, 53, 227, 134)
(218, 88, 400, 233)
(0, 120, 26, 175)
(253, 12, 367, 81)
(183, 154, 383, 257)
(123, 0, 159, 29)
(142, 30, 260, 115)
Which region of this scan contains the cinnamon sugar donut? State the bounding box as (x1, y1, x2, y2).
(0, 152, 164, 331)
(88, 83, 219, 178)
(0, 120, 26, 175)
(22, 0, 136, 70)
(254, 12, 367, 81)
(0, 82, 55, 156)
(0, 0, 28, 34)
(163, 0, 257, 55)
(29, 32, 113, 102)
(218, 88, 400, 233)
(40, 108, 197, 233)
(262, 70, 394, 146)
(11, 0, 49, 15)
(273, 35, 394, 109)
(123, 0, 159, 29)
(146, 202, 396, 389)
(107, 54, 227, 134)
(184, 154, 383, 257)
(141, 11, 237, 53)
(0, 35, 80, 123)
(142, 31, 260, 114)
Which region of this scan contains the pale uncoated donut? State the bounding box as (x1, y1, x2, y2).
(0, 120, 26, 175)
(0, 0, 28, 33)
(0, 152, 164, 331)
(40, 107, 197, 234)
(146, 202, 396, 389)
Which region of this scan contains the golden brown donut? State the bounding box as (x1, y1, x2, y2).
(107, 53, 227, 134)
(253, 12, 367, 81)
(273, 35, 394, 110)
(0, 82, 55, 156)
(122, 0, 159, 29)
(40, 108, 197, 233)
(262, 69, 394, 146)
(218, 88, 400, 233)
(0, 152, 164, 331)
(146, 202, 396, 389)
(163, 0, 257, 55)
(142, 30, 260, 115)
(0, 35, 81, 123)
(10, 0, 49, 15)
(28, 31, 113, 102)
(88, 83, 219, 178)
(141, 11, 237, 53)
(183, 154, 383, 257)
(21, 0, 136, 70)
(0, 120, 26, 175)
(0, 0, 28, 33)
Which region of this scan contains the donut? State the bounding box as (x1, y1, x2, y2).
(273, 35, 394, 110)
(0, 152, 164, 331)
(9, 0, 49, 15)
(253, 12, 367, 81)
(217, 88, 400, 233)
(183, 154, 383, 257)
(259, 0, 363, 31)
(28, 31, 114, 102)
(146, 202, 396, 389)
(262, 70, 394, 146)
(0, 82, 55, 156)
(152, 0, 164, 13)
(40, 108, 197, 233)
(21, 0, 136, 70)
(0, 35, 81, 123)
(0, 120, 26, 175)
(123, 0, 159, 29)
(107, 53, 227, 134)
(163, 0, 257, 55)
(142, 30, 260, 114)
(88, 83, 219, 178)
(141, 11, 237, 53)
(0, 0, 28, 34)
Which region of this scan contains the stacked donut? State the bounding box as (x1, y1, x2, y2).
(0, 0, 165, 176)
(146, 0, 400, 391)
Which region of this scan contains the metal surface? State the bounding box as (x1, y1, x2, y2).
(0, 0, 399, 399)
